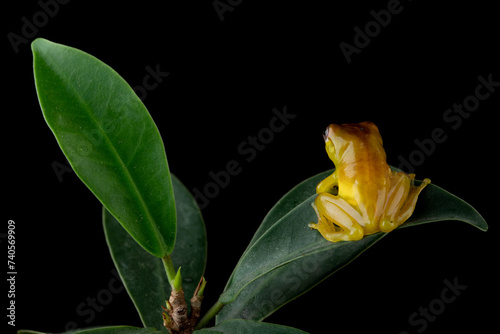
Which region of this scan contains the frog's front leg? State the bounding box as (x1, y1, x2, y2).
(380, 172, 431, 232)
(309, 193, 364, 242)
(316, 172, 338, 194)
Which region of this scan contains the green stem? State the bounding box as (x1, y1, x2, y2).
(161, 255, 178, 289)
(195, 301, 224, 330)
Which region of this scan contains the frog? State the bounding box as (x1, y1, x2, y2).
(309, 121, 431, 242)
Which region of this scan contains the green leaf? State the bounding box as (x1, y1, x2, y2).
(32, 38, 176, 257)
(400, 181, 488, 231)
(18, 326, 162, 334)
(216, 169, 487, 322)
(194, 319, 308, 334)
(104, 175, 207, 329)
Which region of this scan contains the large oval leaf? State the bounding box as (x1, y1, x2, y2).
(104, 175, 207, 329)
(217, 169, 487, 321)
(32, 38, 176, 257)
(194, 319, 308, 334)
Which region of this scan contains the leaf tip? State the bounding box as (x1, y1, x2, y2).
(173, 267, 183, 291)
(31, 37, 51, 54)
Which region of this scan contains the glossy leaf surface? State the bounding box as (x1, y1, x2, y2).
(217, 169, 488, 322)
(104, 175, 207, 329)
(32, 38, 176, 257)
(195, 319, 308, 334)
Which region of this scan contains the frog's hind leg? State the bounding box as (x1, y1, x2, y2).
(380, 173, 431, 232)
(309, 193, 364, 242)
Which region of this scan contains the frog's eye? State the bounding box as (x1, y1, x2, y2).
(323, 127, 330, 141)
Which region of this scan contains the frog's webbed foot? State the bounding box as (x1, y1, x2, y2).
(380, 173, 431, 232)
(309, 193, 364, 242)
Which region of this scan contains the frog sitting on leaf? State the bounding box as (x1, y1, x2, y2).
(309, 121, 431, 242)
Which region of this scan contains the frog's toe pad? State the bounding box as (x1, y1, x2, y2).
(380, 220, 398, 232)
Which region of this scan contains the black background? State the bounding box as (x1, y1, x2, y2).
(4, 1, 499, 333)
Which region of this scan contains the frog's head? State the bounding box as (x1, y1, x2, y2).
(323, 121, 383, 164)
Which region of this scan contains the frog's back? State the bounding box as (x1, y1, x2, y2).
(332, 122, 389, 179)
(332, 122, 392, 223)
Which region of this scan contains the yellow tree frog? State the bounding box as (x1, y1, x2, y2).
(309, 121, 431, 242)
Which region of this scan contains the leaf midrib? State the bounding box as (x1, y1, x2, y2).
(39, 46, 167, 255)
(220, 195, 335, 302)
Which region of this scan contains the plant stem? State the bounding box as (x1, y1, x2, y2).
(162, 254, 178, 289)
(194, 301, 224, 330)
